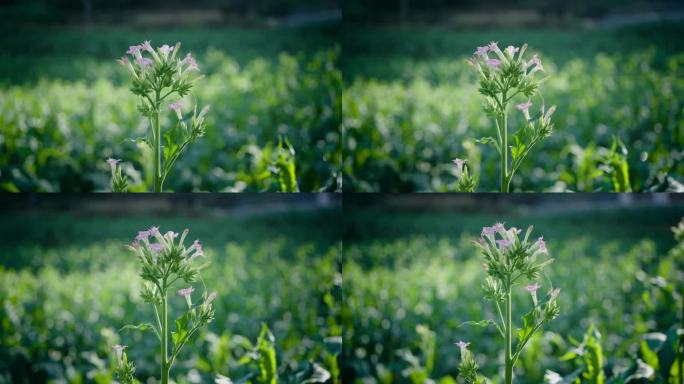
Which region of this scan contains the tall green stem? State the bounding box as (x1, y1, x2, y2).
(500, 106, 509, 193)
(161, 291, 169, 384)
(153, 91, 162, 192)
(504, 280, 513, 384)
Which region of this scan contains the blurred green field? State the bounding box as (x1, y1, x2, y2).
(0, 202, 342, 383)
(342, 23, 684, 191)
(341, 197, 684, 382)
(0, 25, 341, 192)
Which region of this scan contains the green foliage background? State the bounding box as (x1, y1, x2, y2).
(0, 200, 342, 383)
(342, 196, 684, 382)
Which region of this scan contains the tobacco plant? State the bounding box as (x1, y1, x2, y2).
(463, 42, 557, 192)
(457, 223, 560, 383)
(109, 41, 209, 192)
(113, 226, 216, 384)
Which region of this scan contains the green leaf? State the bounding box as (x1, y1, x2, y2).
(120, 322, 160, 341)
(172, 315, 189, 350)
(457, 320, 496, 328)
(255, 323, 278, 384)
(516, 311, 536, 344)
(656, 329, 677, 381)
(300, 362, 332, 383)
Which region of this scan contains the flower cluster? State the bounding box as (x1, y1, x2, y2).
(456, 341, 480, 383)
(118, 41, 200, 98)
(111, 40, 210, 192)
(466, 42, 542, 103)
(457, 222, 560, 384)
(113, 344, 137, 384)
(465, 42, 557, 192)
(452, 158, 478, 192)
(129, 227, 206, 296)
(115, 226, 216, 383)
(107, 158, 128, 192)
(475, 222, 552, 282)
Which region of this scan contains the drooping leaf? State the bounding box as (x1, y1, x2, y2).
(120, 322, 160, 341)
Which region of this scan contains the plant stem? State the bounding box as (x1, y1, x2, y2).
(504, 280, 513, 384)
(499, 90, 509, 193)
(161, 291, 169, 384)
(153, 91, 162, 192)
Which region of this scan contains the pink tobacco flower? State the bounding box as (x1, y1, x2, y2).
(527, 283, 541, 306)
(474, 46, 489, 56)
(178, 286, 195, 307)
(452, 158, 466, 178)
(106, 158, 121, 177)
(141, 40, 154, 54)
(529, 54, 543, 72)
(537, 236, 547, 253)
(505, 45, 519, 57)
(497, 239, 511, 250)
(493, 222, 506, 233)
(148, 226, 160, 236)
(178, 286, 194, 298)
(516, 101, 532, 119)
(481, 226, 496, 236)
(516, 101, 532, 112)
(137, 57, 153, 68)
(136, 230, 149, 243)
(113, 344, 126, 361)
(456, 340, 470, 359)
(149, 243, 164, 254)
(159, 44, 172, 57)
(127, 45, 141, 55)
(485, 59, 501, 69)
(526, 283, 541, 293)
(169, 101, 183, 119)
(487, 41, 499, 51)
(184, 53, 199, 71)
(191, 240, 204, 258)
